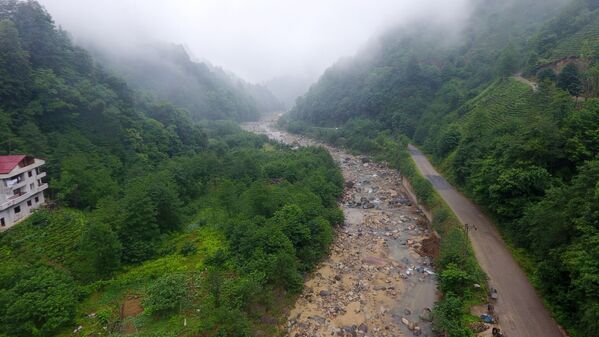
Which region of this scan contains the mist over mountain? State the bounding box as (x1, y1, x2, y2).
(1, 1, 598, 337)
(89, 41, 283, 121)
(264, 74, 315, 110)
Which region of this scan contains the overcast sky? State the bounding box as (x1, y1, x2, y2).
(38, 0, 472, 83)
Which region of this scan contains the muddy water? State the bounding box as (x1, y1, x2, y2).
(243, 117, 437, 337)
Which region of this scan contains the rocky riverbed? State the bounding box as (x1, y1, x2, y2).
(243, 117, 438, 337)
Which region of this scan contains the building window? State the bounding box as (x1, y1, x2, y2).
(28, 171, 32, 177)
(27, 200, 32, 206)
(30, 183, 34, 190)
(14, 206, 21, 214)
(35, 196, 39, 203)
(1, 218, 5, 227)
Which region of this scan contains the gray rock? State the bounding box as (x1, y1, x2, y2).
(319, 290, 331, 297)
(419, 308, 433, 322)
(309, 315, 326, 325)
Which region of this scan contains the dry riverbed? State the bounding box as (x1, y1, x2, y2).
(243, 118, 438, 337)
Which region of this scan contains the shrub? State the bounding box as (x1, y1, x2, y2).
(142, 273, 188, 316)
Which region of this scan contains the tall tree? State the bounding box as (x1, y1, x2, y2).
(558, 63, 582, 96)
(497, 44, 519, 77)
(0, 19, 30, 108)
(78, 222, 122, 279)
(118, 180, 159, 263)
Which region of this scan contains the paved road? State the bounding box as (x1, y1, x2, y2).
(408, 144, 565, 337)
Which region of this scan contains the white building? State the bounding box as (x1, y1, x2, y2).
(0, 155, 48, 230)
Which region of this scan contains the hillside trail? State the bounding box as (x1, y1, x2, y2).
(408, 144, 567, 337)
(513, 73, 539, 92)
(244, 115, 439, 337)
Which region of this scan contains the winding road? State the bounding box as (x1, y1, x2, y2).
(408, 144, 565, 337)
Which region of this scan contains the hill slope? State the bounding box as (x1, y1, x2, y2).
(284, 0, 599, 336)
(0, 2, 341, 337)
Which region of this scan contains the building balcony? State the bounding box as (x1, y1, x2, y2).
(0, 184, 45, 210)
(0, 192, 29, 210)
(7, 179, 26, 191)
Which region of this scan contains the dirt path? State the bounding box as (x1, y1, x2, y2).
(244, 117, 439, 337)
(408, 144, 565, 337)
(513, 74, 539, 92)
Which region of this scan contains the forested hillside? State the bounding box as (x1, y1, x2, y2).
(93, 42, 284, 121)
(284, 0, 599, 336)
(0, 1, 342, 336)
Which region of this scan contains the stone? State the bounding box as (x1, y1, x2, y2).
(319, 290, 331, 297)
(309, 315, 326, 325)
(419, 308, 433, 322)
(408, 321, 416, 331)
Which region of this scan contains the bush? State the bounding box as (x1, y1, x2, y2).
(180, 242, 198, 256)
(142, 273, 188, 316)
(0, 266, 78, 337)
(439, 263, 476, 294)
(433, 294, 473, 337)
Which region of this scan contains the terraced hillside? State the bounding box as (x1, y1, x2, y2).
(531, 0, 599, 65)
(284, 1, 599, 336)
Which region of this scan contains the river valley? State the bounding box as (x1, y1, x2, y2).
(244, 117, 439, 337)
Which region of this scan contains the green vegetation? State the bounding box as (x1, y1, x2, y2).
(285, 0, 599, 336)
(0, 2, 343, 336)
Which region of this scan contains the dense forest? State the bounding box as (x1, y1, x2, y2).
(285, 0, 599, 336)
(92, 43, 284, 121)
(0, 1, 342, 336)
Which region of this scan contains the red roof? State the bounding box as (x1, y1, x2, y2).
(0, 155, 26, 174)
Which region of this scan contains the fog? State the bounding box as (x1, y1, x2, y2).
(39, 0, 472, 84)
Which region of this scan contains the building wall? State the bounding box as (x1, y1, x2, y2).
(0, 160, 47, 230)
(0, 192, 45, 230)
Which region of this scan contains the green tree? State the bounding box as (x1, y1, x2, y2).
(0, 266, 77, 337)
(145, 172, 183, 232)
(537, 68, 557, 82)
(118, 180, 160, 263)
(439, 263, 475, 294)
(582, 66, 599, 97)
(78, 222, 122, 279)
(142, 273, 188, 316)
(436, 125, 462, 157)
(0, 18, 30, 108)
(558, 63, 582, 96)
(0, 108, 15, 154)
(433, 294, 471, 337)
(54, 153, 119, 209)
(497, 44, 519, 77)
